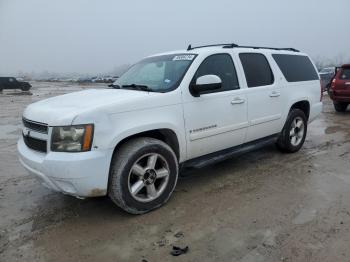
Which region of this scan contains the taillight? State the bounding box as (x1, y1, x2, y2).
(331, 78, 336, 90)
(320, 80, 323, 101)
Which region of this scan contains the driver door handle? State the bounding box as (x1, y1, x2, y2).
(231, 97, 245, 105)
(269, 91, 280, 97)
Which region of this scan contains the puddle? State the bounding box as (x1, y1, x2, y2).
(325, 126, 341, 134)
(293, 209, 317, 225)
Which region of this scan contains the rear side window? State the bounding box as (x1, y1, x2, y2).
(193, 53, 239, 93)
(272, 54, 319, 82)
(340, 68, 350, 80)
(239, 53, 274, 88)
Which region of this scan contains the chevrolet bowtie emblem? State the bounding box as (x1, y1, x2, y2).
(24, 129, 30, 137)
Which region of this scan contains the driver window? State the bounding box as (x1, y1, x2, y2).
(192, 54, 239, 94)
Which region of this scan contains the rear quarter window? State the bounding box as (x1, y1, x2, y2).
(339, 68, 350, 80)
(272, 54, 319, 82)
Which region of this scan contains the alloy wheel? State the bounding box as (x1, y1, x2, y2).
(128, 153, 170, 202)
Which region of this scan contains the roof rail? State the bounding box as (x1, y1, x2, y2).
(186, 43, 299, 52)
(237, 46, 300, 52)
(187, 43, 238, 51)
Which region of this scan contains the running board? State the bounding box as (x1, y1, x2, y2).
(181, 134, 279, 170)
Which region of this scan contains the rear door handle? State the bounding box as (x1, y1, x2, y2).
(269, 91, 280, 97)
(346, 82, 350, 85)
(231, 97, 245, 105)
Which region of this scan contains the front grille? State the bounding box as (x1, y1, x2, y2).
(23, 134, 47, 153)
(22, 118, 48, 134)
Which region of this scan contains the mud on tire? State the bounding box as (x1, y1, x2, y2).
(108, 137, 178, 214)
(277, 109, 307, 153)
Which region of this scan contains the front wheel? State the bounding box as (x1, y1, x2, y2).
(108, 137, 178, 214)
(277, 109, 307, 153)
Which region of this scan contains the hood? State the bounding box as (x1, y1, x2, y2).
(23, 88, 160, 126)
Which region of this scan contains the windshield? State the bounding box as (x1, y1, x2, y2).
(113, 54, 196, 92)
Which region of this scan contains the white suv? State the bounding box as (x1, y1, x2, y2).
(18, 44, 322, 214)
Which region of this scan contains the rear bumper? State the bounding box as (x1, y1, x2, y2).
(329, 90, 350, 102)
(17, 137, 113, 197)
(309, 102, 322, 123)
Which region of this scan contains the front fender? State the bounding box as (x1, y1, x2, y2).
(107, 105, 187, 162)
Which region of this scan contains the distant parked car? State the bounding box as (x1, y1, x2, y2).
(104, 76, 119, 83)
(319, 67, 336, 93)
(0, 77, 31, 92)
(77, 77, 93, 83)
(93, 76, 119, 83)
(329, 64, 350, 112)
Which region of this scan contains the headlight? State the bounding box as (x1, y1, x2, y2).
(51, 124, 94, 152)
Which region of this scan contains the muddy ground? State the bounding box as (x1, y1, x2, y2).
(0, 82, 350, 262)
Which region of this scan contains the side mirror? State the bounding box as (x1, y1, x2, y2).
(190, 75, 222, 97)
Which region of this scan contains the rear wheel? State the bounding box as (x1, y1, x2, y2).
(334, 102, 348, 112)
(108, 137, 178, 214)
(277, 109, 307, 153)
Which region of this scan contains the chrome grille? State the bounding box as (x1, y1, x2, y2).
(22, 118, 48, 134)
(23, 134, 47, 153)
(22, 117, 48, 153)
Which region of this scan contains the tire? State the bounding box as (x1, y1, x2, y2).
(20, 85, 30, 91)
(334, 102, 348, 112)
(108, 137, 178, 214)
(277, 109, 307, 153)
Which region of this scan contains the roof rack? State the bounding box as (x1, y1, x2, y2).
(187, 43, 299, 52)
(187, 43, 238, 51)
(238, 46, 300, 52)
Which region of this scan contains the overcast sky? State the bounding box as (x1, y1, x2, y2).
(0, 0, 349, 75)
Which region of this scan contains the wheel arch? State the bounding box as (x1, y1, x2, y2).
(289, 100, 310, 120)
(111, 128, 181, 161)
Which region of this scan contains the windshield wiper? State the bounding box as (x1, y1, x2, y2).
(108, 83, 121, 89)
(122, 84, 154, 92)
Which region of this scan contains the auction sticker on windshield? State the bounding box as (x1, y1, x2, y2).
(173, 55, 195, 61)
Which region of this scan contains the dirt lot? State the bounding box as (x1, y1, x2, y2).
(0, 82, 350, 262)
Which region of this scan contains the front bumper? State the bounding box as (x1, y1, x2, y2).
(17, 137, 113, 197)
